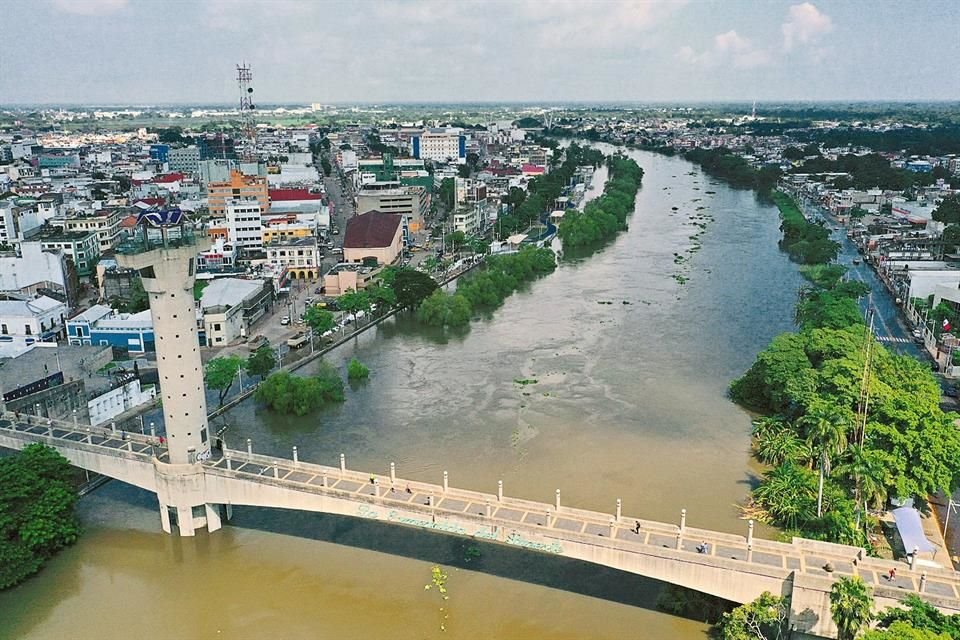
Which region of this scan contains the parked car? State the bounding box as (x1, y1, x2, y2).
(280, 315, 291, 326)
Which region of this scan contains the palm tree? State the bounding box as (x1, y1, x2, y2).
(830, 576, 872, 640)
(800, 406, 850, 517)
(755, 428, 812, 467)
(752, 462, 818, 531)
(836, 445, 890, 529)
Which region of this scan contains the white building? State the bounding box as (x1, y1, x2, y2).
(87, 377, 157, 426)
(225, 199, 264, 251)
(265, 237, 320, 280)
(410, 128, 466, 165)
(0, 243, 69, 298)
(0, 295, 67, 346)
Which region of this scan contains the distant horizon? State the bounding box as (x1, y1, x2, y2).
(4, 99, 960, 110)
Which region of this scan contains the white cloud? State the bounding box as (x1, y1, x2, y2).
(782, 2, 833, 51)
(50, 0, 128, 16)
(676, 30, 773, 69)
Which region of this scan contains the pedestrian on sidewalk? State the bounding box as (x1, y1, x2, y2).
(633, 520, 641, 534)
(888, 567, 897, 581)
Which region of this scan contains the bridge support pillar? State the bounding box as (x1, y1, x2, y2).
(176, 506, 196, 536)
(159, 500, 172, 534)
(205, 503, 223, 533)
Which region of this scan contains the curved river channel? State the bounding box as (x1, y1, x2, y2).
(0, 145, 806, 639)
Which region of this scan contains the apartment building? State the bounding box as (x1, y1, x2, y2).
(207, 170, 269, 218)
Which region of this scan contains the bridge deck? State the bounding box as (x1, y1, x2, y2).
(3, 415, 960, 604)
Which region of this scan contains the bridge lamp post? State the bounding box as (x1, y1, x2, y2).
(443, 471, 448, 492)
(497, 480, 503, 502)
(35, 403, 41, 418)
(72, 409, 78, 429)
(616, 499, 622, 522)
(246, 438, 253, 457)
(680, 509, 687, 534)
(555, 489, 561, 512)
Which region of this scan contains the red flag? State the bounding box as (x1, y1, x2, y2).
(944, 318, 952, 332)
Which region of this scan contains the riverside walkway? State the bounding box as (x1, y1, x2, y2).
(3, 413, 960, 638)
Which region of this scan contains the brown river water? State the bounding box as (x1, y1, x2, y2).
(0, 145, 804, 639)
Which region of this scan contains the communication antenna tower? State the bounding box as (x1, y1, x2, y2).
(236, 62, 256, 162)
(751, 100, 757, 120)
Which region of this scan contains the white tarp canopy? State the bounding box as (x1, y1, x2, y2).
(892, 507, 937, 555)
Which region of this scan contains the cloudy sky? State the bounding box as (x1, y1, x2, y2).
(1, 0, 958, 105)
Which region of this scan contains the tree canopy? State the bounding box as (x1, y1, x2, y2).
(205, 355, 245, 407)
(245, 345, 276, 381)
(388, 268, 440, 309)
(0, 444, 81, 589)
(304, 305, 336, 335)
(254, 364, 345, 416)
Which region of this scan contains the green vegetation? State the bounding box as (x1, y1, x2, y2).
(773, 191, 840, 264)
(193, 280, 209, 301)
(304, 305, 336, 335)
(801, 123, 960, 157)
(347, 357, 369, 380)
(731, 243, 960, 545)
(417, 247, 556, 328)
(424, 565, 451, 632)
(558, 155, 644, 247)
(383, 267, 440, 309)
(245, 345, 276, 381)
(832, 576, 874, 640)
(790, 152, 938, 190)
(799, 263, 848, 289)
(715, 591, 788, 640)
(684, 147, 782, 193)
(417, 290, 472, 327)
(205, 355, 245, 407)
(338, 289, 372, 317)
(933, 195, 960, 225)
(254, 364, 345, 416)
(874, 594, 960, 638)
(0, 444, 81, 590)
(496, 142, 604, 238)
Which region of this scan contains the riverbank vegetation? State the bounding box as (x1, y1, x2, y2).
(254, 364, 345, 415)
(417, 247, 557, 328)
(557, 155, 644, 247)
(772, 191, 840, 264)
(347, 358, 369, 380)
(496, 142, 604, 238)
(715, 579, 949, 640)
(731, 245, 960, 547)
(1, 444, 81, 589)
(683, 147, 782, 193)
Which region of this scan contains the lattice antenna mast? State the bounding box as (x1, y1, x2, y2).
(237, 63, 256, 162)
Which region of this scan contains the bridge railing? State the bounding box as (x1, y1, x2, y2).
(214, 445, 960, 591)
(0, 411, 168, 460)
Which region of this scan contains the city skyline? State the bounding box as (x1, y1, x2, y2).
(2, 0, 959, 105)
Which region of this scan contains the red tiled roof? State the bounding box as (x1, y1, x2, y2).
(153, 172, 185, 184)
(343, 211, 401, 249)
(269, 188, 322, 201)
(521, 164, 545, 174)
(134, 197, 166, 207)
(119, 215, 139, 228)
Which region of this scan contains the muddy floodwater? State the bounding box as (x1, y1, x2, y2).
(0, 145, 804, 639)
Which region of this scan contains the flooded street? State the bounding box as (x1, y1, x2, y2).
(0, 146, 805, 639)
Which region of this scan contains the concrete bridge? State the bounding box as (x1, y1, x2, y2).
(3, 415, 960, 638)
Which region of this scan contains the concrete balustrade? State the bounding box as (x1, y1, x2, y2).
(5, 412, 960, 640)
